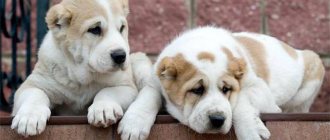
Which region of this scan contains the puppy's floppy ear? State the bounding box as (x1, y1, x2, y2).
(228, 57, 246, 80)
(45, 4, 72, 30)
(157, 57, 177, 80)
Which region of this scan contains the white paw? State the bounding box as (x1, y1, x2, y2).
(11, 105, 51, 137)
(87, 101, 123, 127)
(255, 118, 271, 140)
(118, 109, 155, 140)
(235, 117, 270, 140)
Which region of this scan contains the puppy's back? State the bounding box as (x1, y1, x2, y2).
(233, 32, 324, 106)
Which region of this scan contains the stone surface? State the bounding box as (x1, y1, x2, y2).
(128, 0, 188, 54)
(197, 0, 261, 32)
(266, 0, 330, 53)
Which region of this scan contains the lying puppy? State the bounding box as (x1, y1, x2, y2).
(120, 26, 325, 140)
(11, 0, 153, 137)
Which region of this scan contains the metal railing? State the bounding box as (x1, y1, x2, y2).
(0, 0, 50, 112)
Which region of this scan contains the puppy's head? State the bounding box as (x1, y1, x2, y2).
(156, 27, 246, 134)
(46, 0, 129, 73)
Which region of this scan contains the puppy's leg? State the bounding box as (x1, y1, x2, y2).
(118, 52, 162, 140)
(88, 86, 137, 127)
(282, 51, 325, 113)
(282, 80, 323, 113)
(118, 85, 162, 140)
(233, 78, 281, 140)
(233, 94, 270, 140)
(11, 87, 51, 137)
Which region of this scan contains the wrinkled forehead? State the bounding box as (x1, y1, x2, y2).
(156, 28, 243, 82)
(156, 51, 228, 85)
(193, 55, 228, 82)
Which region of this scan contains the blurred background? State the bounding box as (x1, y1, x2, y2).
(1, 0, 329, 116)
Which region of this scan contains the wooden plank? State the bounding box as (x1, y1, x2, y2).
(1, 121, 330, 140)
(148, 124, 236, 140)
(188, 128, 237, 140)
(1, 113, 329, 125)
(0, 125, 113, 140)
(261, 113, 330, 121)
(1, 114, 329, 140)
(267, 121, 330, 140)
(148, 124, 191, 140)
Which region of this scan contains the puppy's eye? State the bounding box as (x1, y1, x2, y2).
(119, 25, 125, 33)
(222, 86, 232, 95)
(88, 26, 102, 36)
(190, 85, 205, 96)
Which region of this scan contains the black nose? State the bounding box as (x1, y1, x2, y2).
(209, 114, 225, 128)
(110, 49, 126, 64)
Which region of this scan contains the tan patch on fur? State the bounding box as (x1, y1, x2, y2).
(281, 42, 298, 60)
(302, 50, 325, 82)
(157, 54, 200, 106)
(46, 0, 109, 62)
(45, 0, 119, 62)
(110, 0, 129, 16)
(221, 47, 234, 59)
(219, 74, 240, 108)
(198, 52, 215, 62)
(235, 36, 269, 83)
(220, 75, 240, 98)
(222, 48, 246, 80)
(46, 0, 108, 32)
(185, 81, 206, 107)
(63, 0, 107, 36)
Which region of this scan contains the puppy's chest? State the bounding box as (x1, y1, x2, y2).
(50, 70, 134, 114)
(54, 83, 106, 113)
(73, 84, 104, 98)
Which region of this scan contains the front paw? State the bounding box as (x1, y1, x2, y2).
(11, 105, 51, 137)
(118, 109, 154, 140)
(254, 118, 271, 140)
(88, 101, 123, 128)
(235, 117, 270, 140)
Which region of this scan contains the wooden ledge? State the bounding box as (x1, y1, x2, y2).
(0, 113, 329, 125)
(0, 113, 329, 140)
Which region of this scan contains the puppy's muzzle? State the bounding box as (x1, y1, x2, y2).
(209, 114, 225, 129)
(111, 49, 126, 65)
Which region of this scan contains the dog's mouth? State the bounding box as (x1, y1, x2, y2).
(88, 63, 126, 74)
(187, 113, 231, 134)
(112, 64, 126, 71)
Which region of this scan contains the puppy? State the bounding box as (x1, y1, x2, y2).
(120, 26, 325, 140)
(11, 0, 152, 137)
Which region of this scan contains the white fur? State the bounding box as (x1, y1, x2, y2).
(122, 26, 324, 140)
(118, 53, 162, 140)
(11, 0, 152, 138)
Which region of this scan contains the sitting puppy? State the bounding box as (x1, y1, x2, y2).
(119, 26, 325, 140)
(11, 0, 153, 137)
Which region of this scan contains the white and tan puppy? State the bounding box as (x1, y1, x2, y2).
(10, 0, 153, 137)
(120, 26, 325, 140)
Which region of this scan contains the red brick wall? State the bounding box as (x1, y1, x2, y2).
(1, 0, 329, 112)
